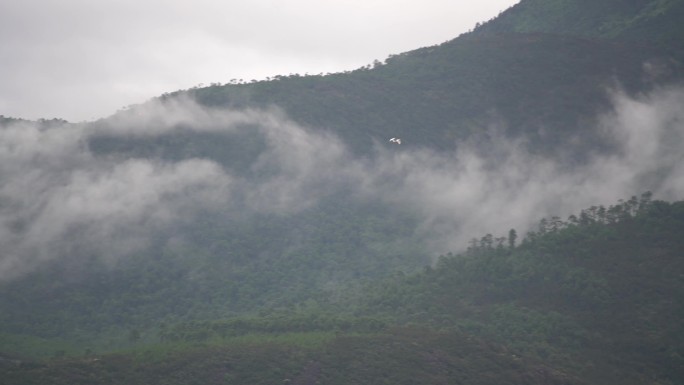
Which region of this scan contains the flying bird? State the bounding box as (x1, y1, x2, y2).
(389, 138, 401, 144)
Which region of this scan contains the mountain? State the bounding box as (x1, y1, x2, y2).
(2, 0, 684, 384)
(3, 196, 682, 385)
(356, 195, 684, 384)
(150, 0, 683, 158)
(176, 34, 682, 155)
(161, 31, 682, 159)
(474, 0, 684, 45)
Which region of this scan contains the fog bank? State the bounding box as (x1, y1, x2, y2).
(1, 86, 683, 280)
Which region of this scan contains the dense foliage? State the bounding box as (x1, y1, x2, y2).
(0, 198, 428, 341)
(2, 328, 581, 385)
(2, 0, 684, 384)
(2, 195, 683, 384)
(475, 0, 684, 46)
(355, 193, 684, 384)
(167, 32, 682, 159)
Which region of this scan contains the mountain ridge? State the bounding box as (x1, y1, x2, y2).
(2, 1, 684, 384)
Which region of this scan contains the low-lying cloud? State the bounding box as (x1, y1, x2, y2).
(365, 86, 684, 252)
(1, 86, 683, 280)
(0, 116, 233, 280)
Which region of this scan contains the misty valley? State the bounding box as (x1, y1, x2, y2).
(2, 0, 684, 384)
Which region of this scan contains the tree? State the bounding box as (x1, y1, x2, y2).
(508, 229, 517, 249)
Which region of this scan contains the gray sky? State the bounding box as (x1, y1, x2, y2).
(0, 0, 518, 122)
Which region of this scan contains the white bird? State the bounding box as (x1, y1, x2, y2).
(389, 138, 401, 144)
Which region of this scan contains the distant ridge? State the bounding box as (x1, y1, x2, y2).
(176, 31, 683, 157)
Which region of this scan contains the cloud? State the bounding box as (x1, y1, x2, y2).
(361, 86, 684, 252)
(98, 97, 360, 214)
(0, 116, 233, 280)
(599, 87, 684, 198)
(1, 85, 683, 280)
(0, 99, 355, 280)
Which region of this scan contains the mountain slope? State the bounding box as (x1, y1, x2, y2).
(2, 1, 684, 384)
(355, 196, 684, 384)
(475, 0, 684, 45)
(3, 197, 681, 385)
(1, 329, 582, 385)
(160, 31, 682, 158)
(1, 0, 683, 344)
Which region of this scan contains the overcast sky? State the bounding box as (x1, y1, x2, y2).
(0, 0, 518, 122)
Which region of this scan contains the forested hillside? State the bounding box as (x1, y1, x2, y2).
(2, 0, 684, 384)
(358, 194, 684, 384)
(3, 196, 682, 384)
(475, 0, 684, 45)
(134, 0, 684, 159)
(161, 30, 682, 157)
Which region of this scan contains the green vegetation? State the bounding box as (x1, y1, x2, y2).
(102, 0, 683, 161)
(1, 329, 581, 385)
(475, 0, 684, 45)
(357, 194, 684, 384)
(0, 334, 83, 360)
(2, 195, 683, 384)
(162, 31, 682, 158)
(2, 0, 684, 383)
(0, 198, 429, 342)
